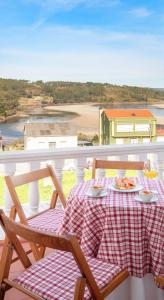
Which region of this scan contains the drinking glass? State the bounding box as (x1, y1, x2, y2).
(143, 159, 158, 192)
(143, 159, 158, 179)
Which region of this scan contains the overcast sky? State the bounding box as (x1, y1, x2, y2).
(0, 0, 164, 87)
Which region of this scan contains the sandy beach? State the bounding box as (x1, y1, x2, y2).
(44, 103, 100, 135)
(151, 103, 164, 109)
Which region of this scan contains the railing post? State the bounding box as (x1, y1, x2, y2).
(29, 161, 40, 215)
(96, 156, 107, 179)
(76, 158, 86, 184)
(156, 152, 163, 179)
(53, 159, 64, 185)
(118, 155, 128, 177)
(52, 159, 64, 208)
(137, 153, 147, 177)
(3, 163, 16, 214)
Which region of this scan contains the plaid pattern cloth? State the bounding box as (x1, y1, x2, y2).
(14, 250, 123, 300)
(28, 208, 65, 233)
(59, 177, 164, 277)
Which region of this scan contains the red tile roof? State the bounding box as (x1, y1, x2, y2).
(157, 128, 164, 136)
(103, 109, 154, 118)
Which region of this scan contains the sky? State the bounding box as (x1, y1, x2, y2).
(0, 0, 164, 88)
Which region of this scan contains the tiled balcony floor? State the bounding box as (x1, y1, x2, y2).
(0, 242, 52, 300)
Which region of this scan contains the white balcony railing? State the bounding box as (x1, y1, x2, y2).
(0, 142, 164, 217)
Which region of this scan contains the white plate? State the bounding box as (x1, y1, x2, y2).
(85, 190, 107, 198)
(134, 195, 158, 203)
(108, 184, 143, 193)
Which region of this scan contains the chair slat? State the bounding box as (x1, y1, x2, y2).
(92, 159, 144, 179)
(8, 168, 50, 187)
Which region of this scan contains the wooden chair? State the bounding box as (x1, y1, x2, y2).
(92, 158, 144, 179)
(0, 209, 129, 300)
(4, 164, 66, 260)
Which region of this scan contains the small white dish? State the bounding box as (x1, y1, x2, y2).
(134, 195, 158, 203)
(85, 189, 107, 198)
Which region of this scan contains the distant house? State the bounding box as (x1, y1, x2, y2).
(24, 123, 77, 150)
(156, 127, 164, 142)
(100, 109, 157, 145)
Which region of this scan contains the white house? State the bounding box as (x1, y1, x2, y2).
(24, 122, 78, 150)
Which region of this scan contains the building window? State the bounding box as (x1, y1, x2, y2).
(49, 142, 56, 150)
(135, 124, 150, 132)
(117, 124, 133, 132)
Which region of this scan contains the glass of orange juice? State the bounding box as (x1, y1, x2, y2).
(143, 160, 158, 180)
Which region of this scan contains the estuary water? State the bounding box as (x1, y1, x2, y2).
(0, 110, 77, 143)
(0, 103, 164, 143)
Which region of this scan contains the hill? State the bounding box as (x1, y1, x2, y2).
(0, 78, 164, 119)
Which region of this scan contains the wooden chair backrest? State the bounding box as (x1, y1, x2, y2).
(92, 159, 144, 179)
(0, 209, 102, 299)
(5, 165, 66, 223)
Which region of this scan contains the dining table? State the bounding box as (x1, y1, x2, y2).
(59, 177, 164, 300)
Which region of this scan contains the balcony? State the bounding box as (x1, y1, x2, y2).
(0, 142, 164, 300)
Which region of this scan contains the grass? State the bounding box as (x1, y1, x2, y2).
(0, 169, 93, 207)
(0, 169, 136, 207)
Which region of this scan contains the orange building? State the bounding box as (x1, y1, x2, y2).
(100, 109, 156, 145)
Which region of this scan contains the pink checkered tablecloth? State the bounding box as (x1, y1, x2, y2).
(59, 177, 164, 278)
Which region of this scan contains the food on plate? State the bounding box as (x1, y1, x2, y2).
(115, 177, 135, 190)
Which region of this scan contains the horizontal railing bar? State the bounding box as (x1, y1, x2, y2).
(0, 142, 164, 164)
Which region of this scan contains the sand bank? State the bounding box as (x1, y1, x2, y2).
(151, 103, 164, 109)
(44, 104, 100, 134)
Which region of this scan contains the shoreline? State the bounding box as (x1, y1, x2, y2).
(1, 102, 164, 145)
(44, 103, 100, 134)
(151, 103, 164, 109)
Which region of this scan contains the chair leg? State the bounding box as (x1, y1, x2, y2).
(0, 240, 14, 284)
(0, 288, 5, 300)
(0, 208, 16, 300)
(74, 277, 86, 300)
(39, 246, 46, 258)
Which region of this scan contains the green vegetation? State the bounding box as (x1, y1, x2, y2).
(0, 170, 92, 207)
(78, 132, 99, 145)
(0, 78, 28, 117)
(0, 78, 164, 118)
